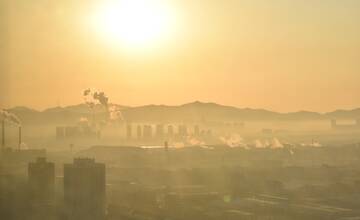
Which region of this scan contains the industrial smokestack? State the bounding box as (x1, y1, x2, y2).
(164, 141, 169, 151)
(18, 126, 22, 150)
(1, 120, 5, 150)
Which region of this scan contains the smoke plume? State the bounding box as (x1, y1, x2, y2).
(186, 135, 205, 146)
(253, 138, 284, 149)
(108, 105, 124, 121)
(82, 88, 124, 123)
(0, 109, 21, 126)
(270, 138, 284, 149)
(83, 88, 109, 108)
(220, 134, 248, 149)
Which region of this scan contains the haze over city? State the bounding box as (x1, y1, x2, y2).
(1, 1, 360, 220)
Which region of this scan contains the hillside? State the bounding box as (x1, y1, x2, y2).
(5, 101, 360, 125)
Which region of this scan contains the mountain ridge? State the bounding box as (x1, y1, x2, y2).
(4, 101, 360, 125)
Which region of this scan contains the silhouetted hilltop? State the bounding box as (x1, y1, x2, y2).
(121, 101, 280, 122)
(326, 109, 360, 119)
(5, 102, 360, 125)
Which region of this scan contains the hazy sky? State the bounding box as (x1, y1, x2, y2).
(1, 0, 360, 112)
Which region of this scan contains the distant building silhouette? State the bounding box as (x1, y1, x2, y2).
(28, 157, 56, 220)
(0, 174, 15, 219)
(194, 125, 200, 136)
(143, 125, 152, 140)
(167, 125, 174, 137)
(0, 174, 29, 220)
(28, 157, 55, 202)
(136, 125, 142, 139)
(155, 124, 164, 139)
(0, 148, 46, 165)
(56, 127, 65, 139)
(126, 124, 132, 139)
(56, 125, 98, 139)
(178, 125, 187, 137)
(64, 158, 106, 220)
(331, 119, 360, 130)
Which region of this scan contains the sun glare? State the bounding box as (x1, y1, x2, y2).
(91, 0, 176, 50)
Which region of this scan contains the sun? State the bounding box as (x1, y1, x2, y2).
(91, 0, 176, 50)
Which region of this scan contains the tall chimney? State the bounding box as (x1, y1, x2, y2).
(18, 126, 22, 150)
(1, 120, 5, 150)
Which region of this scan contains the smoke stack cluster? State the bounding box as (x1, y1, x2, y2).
(0, 109, 22, 150)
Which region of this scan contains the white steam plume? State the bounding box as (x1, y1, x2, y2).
(220, 134, 248, 149)
(109, 105, 124, 121)
(0, 109, 21, 126)
(300, 141, 322, 147)
(186, 135, 205, 146)
(82, 88, 124, 123)
(270, 138, 284, 149)
(83, 88, 109, 108)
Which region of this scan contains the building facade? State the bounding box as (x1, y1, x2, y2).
(64, 158, 106, 220)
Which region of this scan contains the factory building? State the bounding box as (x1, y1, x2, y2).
(64, 158, 106, 220)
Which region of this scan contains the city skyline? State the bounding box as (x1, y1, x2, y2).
(2, 1, 360, 220)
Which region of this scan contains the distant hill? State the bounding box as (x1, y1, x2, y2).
(4, 101, 360, 125)
(120, 101, 280, 122)
(325, 109, 360, 119)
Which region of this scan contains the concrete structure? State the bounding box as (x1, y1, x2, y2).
(0, 148, 46, 168)
(0, 174, 15, 220)
(194, 125, 200, 136)
(0, 174, 29, 220)
(65, 126, 80, 138)
(178, 125, 188, 137)
(167, 125, 174, 137)
(137, 125, 142, 139)
(56, 125, 98, 139)
(155, 124, 164, 139)
(28, 157, 56, 220)
(56, 127, 65, 139)
(126, 124, 132, 139)
(64, 158, 106, 220)
(143, 125, 153, 140)
(331, 119, 360, 130)
(28, 157, 55, 202)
